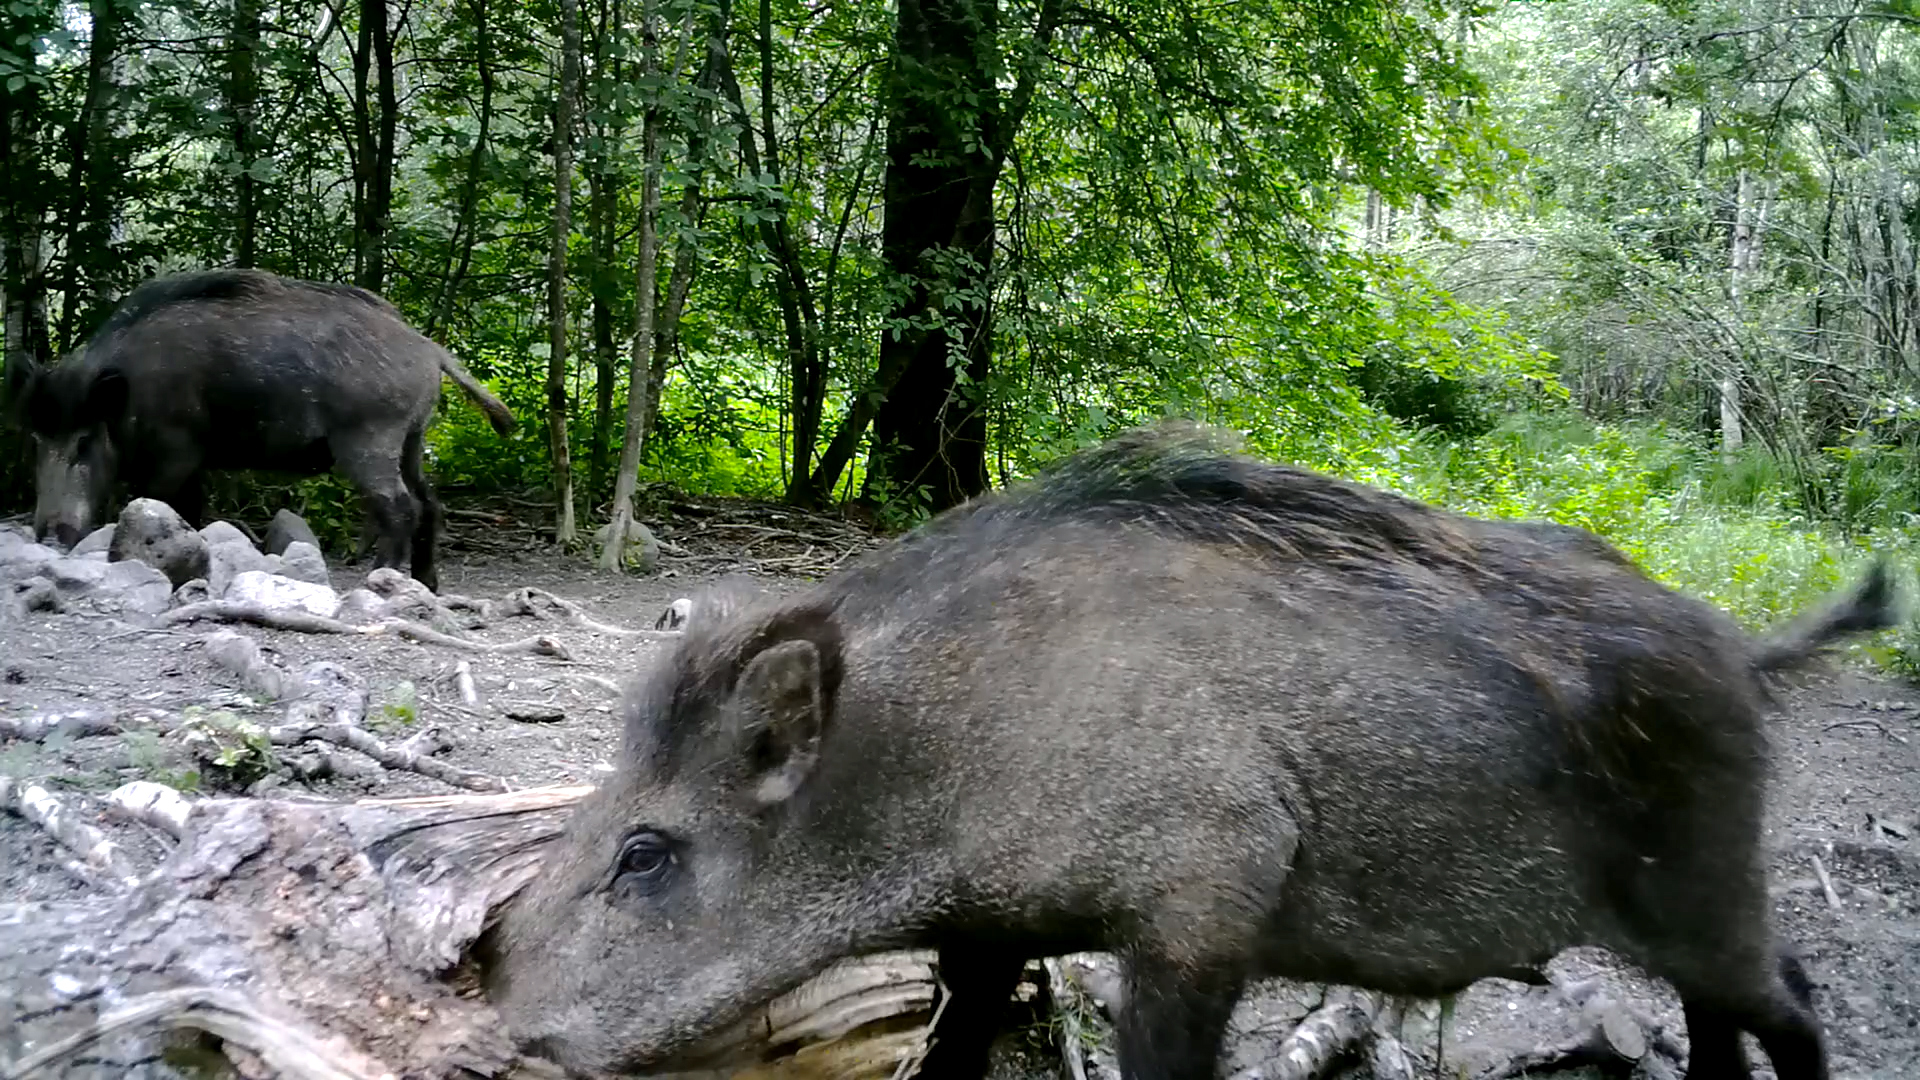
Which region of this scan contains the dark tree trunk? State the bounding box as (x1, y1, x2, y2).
(352, 0, 397, 292)
(587, 0, 622, 499)
(799, 0, 1059, 511)
(1, 4, 54, 375)
(58, 0, 126, 347)
(426, 0, 494, 337)
(548, 0, 583, 544)
(858, 0, 1001, 515)
(229, 0, 263, 267)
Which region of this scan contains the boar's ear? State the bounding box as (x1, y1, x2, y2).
(78, 369, 130, 426)
(731, 607, 843, 806)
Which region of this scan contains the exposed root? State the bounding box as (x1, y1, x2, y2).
(504, 586, 680, 639)
(106, 780, 194, 838)
(454, 659, 480, 706)
(0, 708, 139, 742)
(0, 776, 141, 890)
(0, 985, 393, 1080)
(161, 601, 574, 658)
(1226, 987, 1381, 1080)
(269, 722, 507, 793)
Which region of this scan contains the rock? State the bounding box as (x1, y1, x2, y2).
(11, 576, 61, 614)
(277, 541, 330, 586)
(101, 559, 174, 615)
(264, 510, 322, 557)
(334, 588, 385, 626)
(173, 578, 212, 607)
(205, 538, 278, 596)
(0, 523, 33, 546)
(111, 499, 211, 588)
(76, 551, 109, 563)
(223, 570, 340, 619)
(198, 520, 252, 547)
(203, 630, 286, 700)
(0, 540, 61, 582)
(46, 557, 110, 597)
(70, 524, 115, 557)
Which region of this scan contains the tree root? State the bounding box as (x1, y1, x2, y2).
(503, 586, 681, 639)
(162, 600, 575, 658)
(0, 775, 142, 890)
(0, 707, 148, 742)
(105, 780, 194, 838)
(269, 722, 506, 793)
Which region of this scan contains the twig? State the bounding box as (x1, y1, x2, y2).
(1225, 988, 1380, 1080)
(454, 660, 480, 706)
(0, 985, 390, 1080)
(1823, 718, 1909, 744)
(0, 777, 142, 890)
(269, 722, 508, 793)
(1811, 853, 1844, 911)
(505, 587, 680, 639)
(563, 672, 624, 696)
(0, 708, 138, 742)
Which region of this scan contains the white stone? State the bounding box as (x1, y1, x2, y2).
(223, 570, 340, 619)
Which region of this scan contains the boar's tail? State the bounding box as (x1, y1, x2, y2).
(1753, 557, 1900, 673)
(439, 353, 517, 437)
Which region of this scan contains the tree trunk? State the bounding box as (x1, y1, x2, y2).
(1721, 167, 1757, 456)
(425, 0, 494, 338)
(352, 0, 397, 293)
(229, 0, 263, 268)
(587, 0, 623, 499)
(547, 0, 583, 546)
(600, 0, 666, 571)
(856, 0, 1001, 516)
(1, 6, 52, 374)
(57, 0, 126, 347)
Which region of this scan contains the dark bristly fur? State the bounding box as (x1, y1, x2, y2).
(3, 268, 516, 590)
(489, 419, 1897, 1080)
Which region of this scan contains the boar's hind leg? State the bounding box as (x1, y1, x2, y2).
(1112, 946, 1246, 1080)
(400, 428, 442, 593)
(914, 945, 1028, 1080)
(332, 429, 420, 584)
(1647, 931, 1828, 1079)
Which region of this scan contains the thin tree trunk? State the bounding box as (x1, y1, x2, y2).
(426, 0, 494, 337)
(1, 22, 53, 373)
(546, 0, 583, 546)
(587, 0, 622, 498)
(1722, 167, 1757, 455)
(58, 0, 125, 346)
(353, 0, 396, 292)
(600, 0, 665, 571)
(230, 0, 263, 267)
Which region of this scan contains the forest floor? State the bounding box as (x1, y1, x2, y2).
(2, 502, 1917, 1080)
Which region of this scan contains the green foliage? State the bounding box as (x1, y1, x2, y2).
(375, 681, 419, 732)
(175, 706, 277, 791)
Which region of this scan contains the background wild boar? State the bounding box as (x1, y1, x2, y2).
(488, 421, 1896, 1080)
(3, 268, 515, 592)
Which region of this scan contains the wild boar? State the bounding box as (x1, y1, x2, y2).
(4, 268, 515, 591)
(489, 421, 1892, 1080)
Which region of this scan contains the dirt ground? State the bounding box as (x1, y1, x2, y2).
(2, 509, 1918, 1080)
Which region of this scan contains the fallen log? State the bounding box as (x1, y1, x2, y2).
(0, 784, 955, 1080)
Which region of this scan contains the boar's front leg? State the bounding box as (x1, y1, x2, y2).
(1113, 944, 1248, 1080)
(914, 943, 1028, 1080)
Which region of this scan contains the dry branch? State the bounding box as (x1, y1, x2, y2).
(269, 722, 507, 793)
(0, 776, 142, 890)
(161, 601, 574, 659)
(1226, 987, 1381, 1080)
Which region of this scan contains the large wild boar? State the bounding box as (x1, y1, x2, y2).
(488, 422, 1896, 1080)
(2, 268, 515, 592)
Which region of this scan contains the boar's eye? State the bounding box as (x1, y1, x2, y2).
(612, 830, 676, 899)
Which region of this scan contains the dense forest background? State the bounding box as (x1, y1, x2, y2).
(4, 0, 1920, 663)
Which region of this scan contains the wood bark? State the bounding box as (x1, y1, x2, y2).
(548, 0, 584, 546)
(2, 24, 53, 376)
(1721, 167, 1757, 456)
(587, 0, 623, 498)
